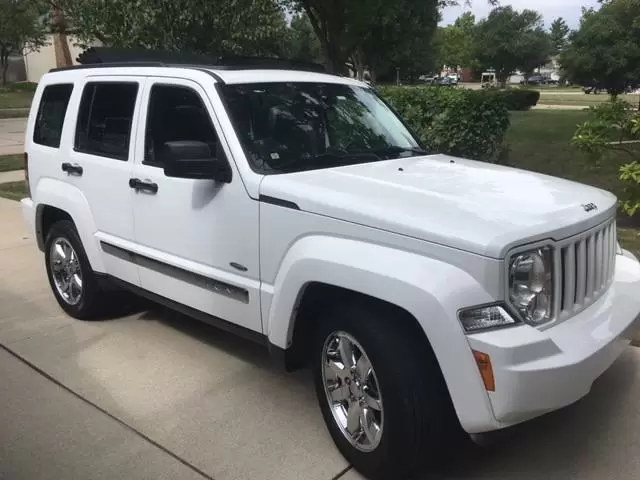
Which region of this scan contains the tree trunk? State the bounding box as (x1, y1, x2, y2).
(0, 51, 8, 86)
(303, 4, 346, 75)
(52, 7, 73, 68)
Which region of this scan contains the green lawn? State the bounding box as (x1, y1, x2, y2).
(538, 92, 639, 107)
(0, 154, 24, 172)
(0, 180, 27, 201)
(505, 110, 640, 257)
(0, 90, 34, 109)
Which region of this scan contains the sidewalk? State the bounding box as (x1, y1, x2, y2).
(0, 117, 27, 156)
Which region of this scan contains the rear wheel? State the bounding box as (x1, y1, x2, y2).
(312, 301, 464, 480)
(45, 220, 105, 320)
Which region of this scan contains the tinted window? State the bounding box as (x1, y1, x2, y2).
(221, 82, 422, 174)
(75, 82, 138, 160)
(144, 84, 218, 167)
(33, 84, 73, 148)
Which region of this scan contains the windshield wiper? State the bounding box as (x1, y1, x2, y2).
(375, 146, 429, 158)
(275, 151, 381, 173)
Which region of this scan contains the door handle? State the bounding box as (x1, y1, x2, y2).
(129, 178, 159, 194)
(61, 162, 83, 176)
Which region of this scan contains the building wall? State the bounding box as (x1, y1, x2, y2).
(23, 35, 90, 83)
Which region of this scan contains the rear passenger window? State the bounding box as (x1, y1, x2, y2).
(75, 82, 138, 160)
(144, 84, 219, 167)
(33, 84, 73, 148)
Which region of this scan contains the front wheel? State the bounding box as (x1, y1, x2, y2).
(312, 301, 464, 479)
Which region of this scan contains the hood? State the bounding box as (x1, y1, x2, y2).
(259, 155, 617, 258)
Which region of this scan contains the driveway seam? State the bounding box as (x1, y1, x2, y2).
(0, 341, 216, 480)
(330, 465, 353, 480)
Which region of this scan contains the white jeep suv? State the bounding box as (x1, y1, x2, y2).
(20, 53, 640, 480)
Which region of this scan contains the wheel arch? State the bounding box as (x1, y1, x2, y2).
(265, 235, 498, 432)
(33, 178, 105, 272)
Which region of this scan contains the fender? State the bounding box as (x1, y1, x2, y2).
(34, 177, 105, 273)
(266, 235, 500, 432)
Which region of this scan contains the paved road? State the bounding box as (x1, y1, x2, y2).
(1, 196, 640, 480)
(0, 118, 27, 156)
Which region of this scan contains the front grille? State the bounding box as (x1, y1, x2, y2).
(557, 218, 616, 319)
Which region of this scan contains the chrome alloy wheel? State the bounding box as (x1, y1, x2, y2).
(322, 331, 384, 452)
(50, 237, 83, 305)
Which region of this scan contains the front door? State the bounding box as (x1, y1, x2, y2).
(130, 77, 262, 333)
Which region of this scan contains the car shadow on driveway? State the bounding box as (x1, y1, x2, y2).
(427, 347, 640, 480)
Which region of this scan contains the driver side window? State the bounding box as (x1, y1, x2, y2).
(144, 84, 219, 167)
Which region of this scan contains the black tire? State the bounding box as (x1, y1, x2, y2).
(312, 300, 464, 480)
(44, 220, 106, 320)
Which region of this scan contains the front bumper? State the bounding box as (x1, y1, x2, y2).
(465, 251, 640, 432)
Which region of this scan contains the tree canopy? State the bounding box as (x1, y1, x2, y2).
(560, 0, 640, 96)
(0, 0, 49, 85)
(436, 12, 476, 69)
(473, 6, 552, 84)
(63, 0, 289, 56)
(549, 17, 570, 55)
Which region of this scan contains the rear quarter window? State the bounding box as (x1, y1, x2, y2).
(33, 84, 74, 148)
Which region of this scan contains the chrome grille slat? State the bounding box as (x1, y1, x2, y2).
(562, 245, 575, 313)
(557, 218, 616, 320)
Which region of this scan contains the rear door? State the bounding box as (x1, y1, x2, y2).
(62, 76, 145, 285)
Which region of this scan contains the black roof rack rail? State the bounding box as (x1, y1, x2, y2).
(49, 47, 329, 75)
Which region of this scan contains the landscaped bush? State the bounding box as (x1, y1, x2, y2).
(495, 89, 541, 111)
(573, 99, 640, 216)
(378, 86, 510, 162)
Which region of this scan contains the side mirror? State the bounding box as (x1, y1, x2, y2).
(162, 140, 232, 183)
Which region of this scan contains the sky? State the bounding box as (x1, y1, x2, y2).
(440, 0, 601, 28)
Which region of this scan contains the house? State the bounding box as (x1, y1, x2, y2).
(23, 34, 95, 83)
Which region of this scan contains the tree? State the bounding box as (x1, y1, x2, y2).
(560, 0, 640, 97)
(0, 0, 48, 85)
(286, 13, 323, 64)
(549, 17, 570, 55)
(285, 0, 497, 74)
(63, 0, 289, 57)
(356, 0, 440, 82)
(473, 6, 552, 86)
(436, 12, 476, 69)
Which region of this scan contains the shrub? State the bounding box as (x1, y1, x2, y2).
(378, 86, 510, 162)
(572, 99, 640, 216)
(484, 88, 540, 111)
(495, 89, 540, 111)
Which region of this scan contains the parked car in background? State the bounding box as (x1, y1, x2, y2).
(520, 75, 546, 86)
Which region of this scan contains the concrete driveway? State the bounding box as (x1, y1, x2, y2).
(1, 196, 640, 480)
(0, 118, 27, 155)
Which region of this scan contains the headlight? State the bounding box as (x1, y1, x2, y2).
(509, 247, 554, 326)
(458, 304, 518, 333)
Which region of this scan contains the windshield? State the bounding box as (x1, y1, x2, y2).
(220, 82, 425, 174)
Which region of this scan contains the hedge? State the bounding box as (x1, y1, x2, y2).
(378, 86, 510, 162)
(496, 89, 540, 111)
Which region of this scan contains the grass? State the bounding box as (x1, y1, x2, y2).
(0, 83, 37, 109)
(0, 154, 24, 172)
(504, 110, 640, 257)
(0, 180, 27, 201)
(538, 92, 640, 107)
